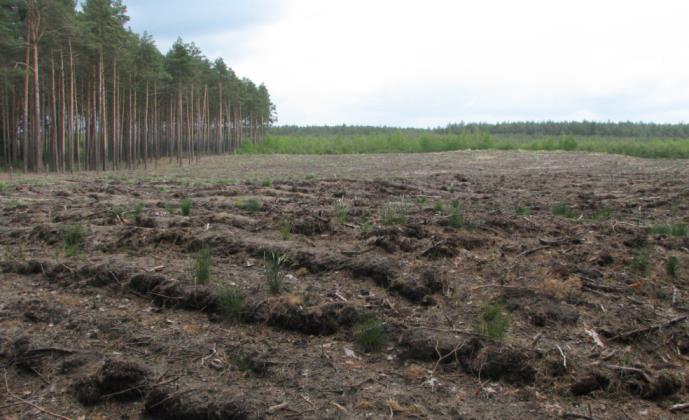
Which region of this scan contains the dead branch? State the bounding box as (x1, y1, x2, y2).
(605, 364, 653, 383)
(612, 314, 689, 342)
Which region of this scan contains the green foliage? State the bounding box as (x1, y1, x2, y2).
(245, 198, 263, 213)
(280, 219, 291, 240)
(219, 287, 245, 321)
(552, 203, 579, 219)
(415, 196, 427, 205)
(0, 182, 6, 192)
(195, 246, 211, 285)
(381, 201, 408, 226)
(260, 178, 272, 187)
(671, 224, 688, 237)
(131, 202, 145, 219)
(180, 198, 192, 216)
(359, 219, 373, 233)
(265, 252, 289, 294)
(474, 303, 509, 341)
(63, 223, 87, 256)
(334, 201, 348, 224)
(353, 315, 385, 352)
(450, 199, 461, 209)
(590, 207, 612, 221)
(666, 256, 679, 279)
(632, 250, 651, 274)
(433, 201, 444, 212)
(649, 223, 688, 237)
(164, 203, 175, 215)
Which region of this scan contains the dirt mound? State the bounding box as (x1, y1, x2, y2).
(73, 359, 150, 405)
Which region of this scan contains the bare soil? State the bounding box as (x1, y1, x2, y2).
(1, 150, 689, 419)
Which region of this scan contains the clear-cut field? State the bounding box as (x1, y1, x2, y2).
(1, 150, 688, 419)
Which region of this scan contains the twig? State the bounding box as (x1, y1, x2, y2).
(200, 343, 217, 366)
(605, 364, 653, 383)
(670, 403, 689, 412)
(556, 344, 567, 369)
(267, 402, 289, 414)
(3, 369, 73, 420)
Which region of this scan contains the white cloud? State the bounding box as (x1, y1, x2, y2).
(138, 0, 689, 125)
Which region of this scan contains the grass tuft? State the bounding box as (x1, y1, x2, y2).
(63, 223, 87, 256)
(245, 198, 263, 213)
(632, 250, 651, 274)
(280, 219, 291, 240)
(219, 287, 245, 321)
(265, 251, 289, 294)
(381, 201, 408, 226)
(552, 203, 579, 219)
(666, 256, 679, 279)
(335, 200, 348, 224)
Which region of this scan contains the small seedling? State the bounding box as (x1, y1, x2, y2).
(353, 315, 385, 352)
(280, 219, 291, 240)
(552, 203, 578, 219)
(381, 201, 408, 226)
(474, 303, 509, 341)
(448, 206, 464, 229)
(0, 182, 6, 192)
(63, 223, 87, 256)
(180, 198, 192, 216)
(261, 178, 272, 187)
(305, 174, 315, 180)
(335, 201, 348, 224)
(415, 196, 427, 205)
(448, 184, 456, 193)
(450, 199, 460, 209)
(130, 202, 145, 219)
(516, 207, 531, 216)
(359, 219, 373, 233)
(195, 246, 211, 285)
(632, 250, 650, 274)
(649, 224, 671, 236)
(245, 198, 262, 213)
(671, 224, 688, 237)
(219, 287, 244, 321)
(265, 251, 289, 294)
(433, 201, 444, 212)
(164, 203, 175, 215)
(666, 256, 679, 279)
(591, 207, 612, 221)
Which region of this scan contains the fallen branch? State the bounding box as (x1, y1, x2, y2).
(670, 403, 689, 412)
(612, 314, 689, 342)
(605, 364, 653, 383)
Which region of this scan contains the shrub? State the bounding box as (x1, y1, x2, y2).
(552, 203, 578, 219)
(180, 198, 192, 216)
(474, 303, 509, 341)
(219, 287, 245, 321)
(245, 198, 262, 213)
(381, 201, 408, 226)
(195, 246, 211, 285)
(667, 256, 679, 279)
(63, 223, 87, 256)
(353, 315, 385, 351)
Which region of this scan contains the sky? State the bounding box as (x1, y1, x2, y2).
(126, 0, 689, 127)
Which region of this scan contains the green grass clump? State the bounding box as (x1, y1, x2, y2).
(180, 198, 192, 216)
(552, 203, 579, 219)
(632, 250, 651, 274)
(415, 196, 427, 205)
(265, 252, 289, 294)
(433, 201, 444, 212)
(381, 201, 408, 226)
(195, 246, 211, 285)
(280, 219, 291, 240)
(649, 223, 687, 237)
(666, 256, 679, 279)
(353, 315, 385, 352)
(335, 201, 348, 224)
(474, 303, 509, 341)
(245, 198, 263, 213)
(63, 223, 87, 256)
(260, 178, 272, 187)
(130, 202, 145, 219)
(219, 287, 245, 321)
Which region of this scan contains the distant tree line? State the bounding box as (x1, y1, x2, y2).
(0, 0, 275, 172)
(272, 122, 689, 138)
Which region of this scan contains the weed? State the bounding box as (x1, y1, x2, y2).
(265, 252, 289, 294)
(180, 198, 192, 216)
(415, 196, 427, 205)
(433, 201, 444, 212)
(335, 200, 348, 224)
(63, 223, 87, 256)
(195, 246, 211, 285)
(381, 201, 408, 226)
(666, 256, 679, 279)
(474, 303, 509, 341)
(632, 250, 650, 274)
(261, 178, 272, 187)
(280, 219, 291, 240)
(219, 287, 245, 321)
(552, 203, 578, 219)
(353, 315, 385, 352)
